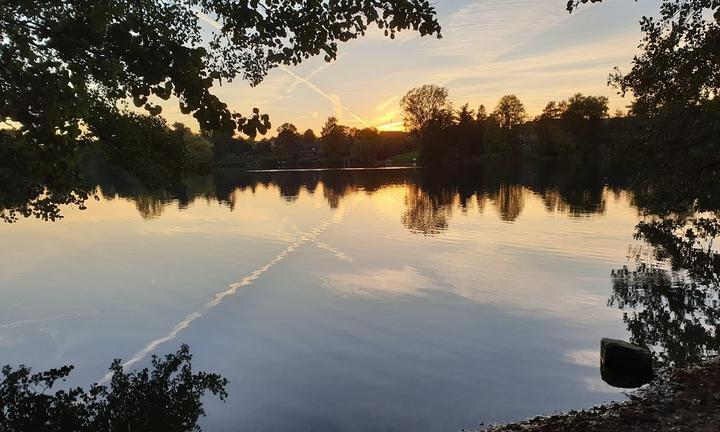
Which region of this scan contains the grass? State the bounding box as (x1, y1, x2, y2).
(390, 150, 420, 164)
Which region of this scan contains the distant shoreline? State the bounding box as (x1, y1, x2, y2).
(245, 166, 419, 173)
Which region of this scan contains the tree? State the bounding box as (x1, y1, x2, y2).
(276, 123, 300, 154)
(455, 103, 475, 126)
(454, 103, 478, 156)
(351, 128, 380, 165)
(567, 0, 719, 115)
(173, 124, 214, 173)
(537, 101, 563, 121)
(492, 95, 527, 130)
(534, 94, 607, 156)
(483, 119, 512, 155)
(560, 93, 609, 146)
(476, 105, 488, 123)
(87, 109, 189, 187)
(562, 93, 609, 121)
(569, 0, 720, 201)
(0, 345, 227, 432)
(277, 123, 299, 135)
(400, 85, 453, 133)
(302, 129, 317, 145)
(418, 110, 455, 161)
(0, 0, 442, 222)
(473, 104, 490, 155)
(320, 117, 350, 159)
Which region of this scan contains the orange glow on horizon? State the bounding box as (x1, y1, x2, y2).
(377, 121, 405, 132)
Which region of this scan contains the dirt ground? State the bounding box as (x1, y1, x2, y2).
(486, 360, 720, 432)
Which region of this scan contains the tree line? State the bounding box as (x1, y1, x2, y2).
(206, 116, 413, 169)
(399, 84, 615, 162)
(206, 88, 617, 168)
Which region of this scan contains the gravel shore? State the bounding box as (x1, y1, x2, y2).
(486, 360, 720, 432)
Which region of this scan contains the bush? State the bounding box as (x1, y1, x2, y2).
(0, 345, 227, 432)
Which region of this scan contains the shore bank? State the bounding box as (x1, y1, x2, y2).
(487, 360, 720, 432)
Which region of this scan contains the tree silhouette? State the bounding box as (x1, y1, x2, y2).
(492, 95, 527, 130)
(453, 103, 479, 156)
(534, 93, 609, 156)
(0, 345, 227, 432)
(320, 117, 351, 159)
(301, 129, 317, 145)
(276, 123, 300, 154)
(476, 105, 488, 123)
(571, 0, 720, 202)
(351, 128, 380, 165)
(400, 84, 453, 134)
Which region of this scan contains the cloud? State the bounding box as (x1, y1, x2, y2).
(0, 312, 99, 330)
(427, 0, 571, 62)
(421, 31, 640, 114)
(322, 266, 434, 298)
(565, 349, 600, 368)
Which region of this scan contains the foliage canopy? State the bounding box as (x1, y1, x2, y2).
(0, 345, 227, 432)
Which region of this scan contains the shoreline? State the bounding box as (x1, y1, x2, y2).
(486, 359, 720, 431)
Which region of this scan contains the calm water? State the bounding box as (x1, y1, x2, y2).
(1, 164, 651, 431)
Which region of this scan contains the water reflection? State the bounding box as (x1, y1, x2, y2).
(610, 217, 720, 366)
(4, 162, 720, 431)
(92, 163, 720, 371)
(402, 185, 451, 235)
(9, 162, 720, 371)
(85, 162, 630, 232)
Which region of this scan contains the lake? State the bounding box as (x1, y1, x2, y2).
(0, 163, 677, 431)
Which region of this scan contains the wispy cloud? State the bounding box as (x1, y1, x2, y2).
(425, 31, 639, 113)
(428, 0, 570, 62)
(0, 312, 99, 330)
(322, 266, 434, 298)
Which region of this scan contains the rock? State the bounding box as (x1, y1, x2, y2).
(601, 365, 653, 389)
(600, 338, 653, 388)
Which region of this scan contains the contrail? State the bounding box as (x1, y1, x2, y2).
(279, 66, 371, 128)
(100, 216, 345, 383)
(289, 224, 353, 262)
(195, 11, 370, 128)
(314, 241, 354, 262)
(0, 312, 99, 330)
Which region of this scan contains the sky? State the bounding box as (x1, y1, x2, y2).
(164, 0, 663, 134)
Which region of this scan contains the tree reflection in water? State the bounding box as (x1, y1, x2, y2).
(10, 161, 624, 229)
(610, 217, 720, 367)
(6, 158, 720, 369)
(402, 184, 452, 235)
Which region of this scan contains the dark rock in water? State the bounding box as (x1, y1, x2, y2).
(601, 365, 654, 389)
(600, 338, 653, 388)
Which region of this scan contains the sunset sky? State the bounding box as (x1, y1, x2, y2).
(167, 0, 662, 134)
